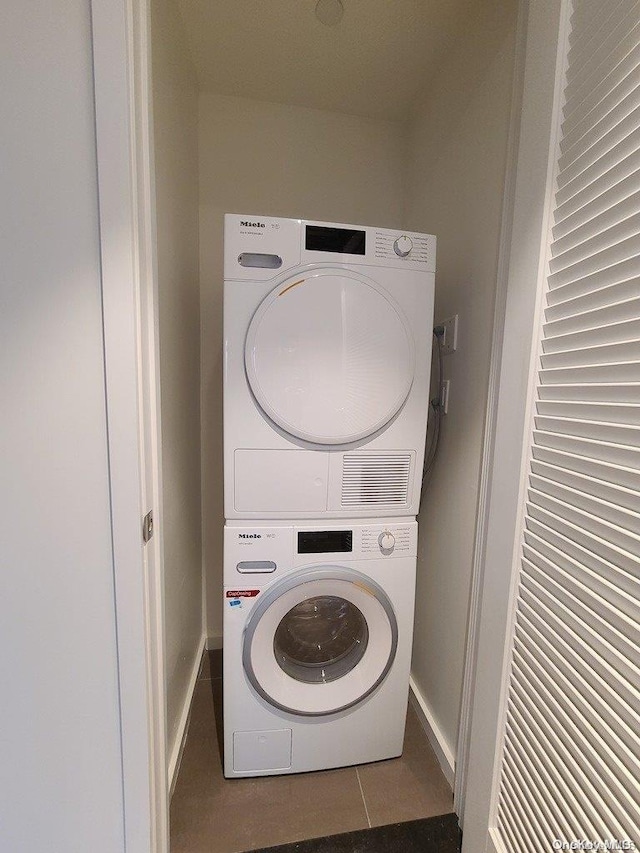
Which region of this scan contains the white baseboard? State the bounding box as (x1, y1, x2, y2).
(206, 634, 223, 650)
(409, 675, 456, 789)
(167, 634, 206, 797)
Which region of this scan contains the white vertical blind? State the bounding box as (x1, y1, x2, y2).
(495, 0, 640, 849)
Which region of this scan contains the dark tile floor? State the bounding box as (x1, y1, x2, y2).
(170, 651, 454, 853)
(251, 815, 461, 853)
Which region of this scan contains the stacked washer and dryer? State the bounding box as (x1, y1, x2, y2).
(223, 214, 435, 777)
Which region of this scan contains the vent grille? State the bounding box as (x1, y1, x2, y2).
(341, 454, 412, 506)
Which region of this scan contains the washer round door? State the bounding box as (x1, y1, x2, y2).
(243, 567, 398, 716)
(245, 269, 415, 445)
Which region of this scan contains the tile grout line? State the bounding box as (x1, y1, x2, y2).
(355, 767, 372, 829)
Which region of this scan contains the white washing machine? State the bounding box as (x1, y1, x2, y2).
(224, 214, 436, 520)
(223, 518, 417, 777)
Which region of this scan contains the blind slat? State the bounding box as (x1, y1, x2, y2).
(507, 699, 598, 838)
(536, 400, 640, 427)
(569, 0, 633, 46)
(539, 361, 640, 385)
(503, 741, 570, 840)
(567, 0, 639, 65)
(530, 467, 640, 527)
(550, 217, 640, 274)
(533, 415, 640, 448)
(548, 236, 640, 288)
(531, 443, 640, 493)
(522, 552, 640, 664)
(520, 563, 640, 691)
(533, 428, 640, 470)
(537, 382, 640, 403)
(561, 43, 640, 142)
(530, 455, 640, 511)
(559, 94, 640, 181)
(556, 121, 640, 202)
(563, 17, 640, 116)
(553, 148, 640, 224)
(498, 798, 539, 853)
(545, 279, 640, 322)
(539, 340, 640, 369)
(515, 609, 640, 788)
(552, 189, 640, 248)
(526, 497, 640, 580)
(501, 769, 548, 853)
(524, 524, 640, 620)
(512, 657, 631, 838)
(525, 513, 640, 604)
(517, 588, 640, 741)
(542, 317, 640, 352)
(527, 487, 640, 553)
(508, 691, 608, 840)
(513, 637, 640, 829)
(547, 257, 640, 304)
(519, 569, 640, 753)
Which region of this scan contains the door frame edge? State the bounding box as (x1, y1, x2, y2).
(91, 0, 168, 850)
(453, 0, 531, 821)
(458, 0, 572, 845)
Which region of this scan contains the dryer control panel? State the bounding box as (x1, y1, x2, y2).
(373, 230, 433, 265)
(224, 213, 436, 279)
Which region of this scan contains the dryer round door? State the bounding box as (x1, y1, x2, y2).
(245, 269, 415, 445)
(243, 567, 398, 716)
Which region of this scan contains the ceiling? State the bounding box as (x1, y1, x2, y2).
(176, 0, 469, 122)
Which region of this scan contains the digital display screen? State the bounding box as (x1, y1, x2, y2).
(305, 225, 366, 255)
(298, 530, 353, 554)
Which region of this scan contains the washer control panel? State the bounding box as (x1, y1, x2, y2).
(393, 235, 413, 257)
(360, 523, 415, 557)
(290, 522, 416, 559)
(225, 521, 418, 581)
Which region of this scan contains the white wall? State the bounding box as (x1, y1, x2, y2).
(199, 93, 406, 639)
(404, 0, 518, 761)
(151, 0, 203, 763)
(0, 2, 125, 850)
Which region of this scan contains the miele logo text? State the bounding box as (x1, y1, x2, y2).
(240, 221, 265, 228)
(238, 533, 261, 539)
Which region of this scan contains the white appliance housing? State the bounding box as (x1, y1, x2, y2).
(223, 519, 418, 777)
(224, 214, 436, 520)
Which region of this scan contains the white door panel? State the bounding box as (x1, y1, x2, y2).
(463, 0, 640, 849)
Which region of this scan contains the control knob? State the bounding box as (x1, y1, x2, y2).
(393, 235, 413, 257)
(378, 531, 396, 554)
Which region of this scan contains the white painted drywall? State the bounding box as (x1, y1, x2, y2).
(151, 0, 204, 763)
(199, 93, 406, 639)
(178, 0, 468, 122)
(0, 2, 125, 850)
(404, 0, 519, 762)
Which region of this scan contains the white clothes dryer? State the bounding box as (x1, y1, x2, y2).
(223, 518, 417, 777)
(223, 214, 436, 520)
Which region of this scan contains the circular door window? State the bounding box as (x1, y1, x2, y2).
(243, 568, 398, 716)
(273, 595, 369, 684)
(245, 269, 415, 445)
